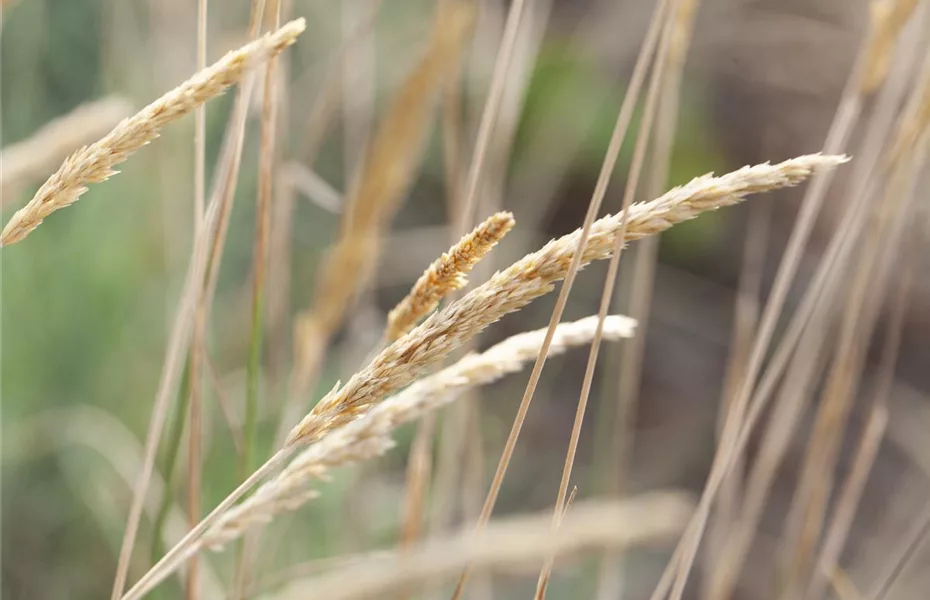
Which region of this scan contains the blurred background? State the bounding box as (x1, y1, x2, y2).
(2, 0, 929, 598)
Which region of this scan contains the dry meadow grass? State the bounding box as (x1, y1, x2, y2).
(2, 1, 929, 599)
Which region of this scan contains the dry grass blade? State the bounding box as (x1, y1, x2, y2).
(654, 6, 921, 595)
(536, 2, 682, 596)
(206, 315, 636, 549)
(806, 403, 888, 600)
(259, 494, 694, 600)
(289, 0, 478, 400)
(120, 449, 292, 600)
(286, 154, 846, 447)
(386, 211, 516, 341)
(698, 86, 922, 599)
(186, 2, 210, 599)
(779, 66, 930, 596)
(594, 5, 697, 599)
(0, 19, 306, 247)
(0, 96, 133, 201)
(111, 14, 303, 600)
(807, 196, 926, 600)
(455, 2, 671, 595)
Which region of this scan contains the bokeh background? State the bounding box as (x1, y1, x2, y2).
(3, 0, 929, 598)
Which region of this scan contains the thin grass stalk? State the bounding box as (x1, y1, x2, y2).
(186, 2, 209, 598)
(150, 361, 191, 564)
(242, 0, 281, 485)
(399, 0, 533, 555)
(802, 211, 926, 600)
(428, 9, 552, 589)
(651, 6, 921, 595)
(108, 21, 304, 600)
(704, 289, 836, 600)
(778, 136, 930, 597)
(267, 80, 295, 381)
(234, 2, 283, 596)
(112, 138, 253, 600)
(595, 3, 698, 599)
(120, 450, 293, 600)
(534, 3, 681, 597)
(673, 43, 926, 592)
(776, 41, 930, 584)
(807, 404, 889, 600)
(702, 200, 770, 588)
(707, 17, 930, 596)
(203, 0, 269, 312)
(450, 2, 673, 596)
(148, 1, 267, 569)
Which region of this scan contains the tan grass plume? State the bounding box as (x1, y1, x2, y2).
(386, 211, 516, 341)
(0, 19, 306, 247)
(205, 315, 636, 549)
(286, 154, 848, 446)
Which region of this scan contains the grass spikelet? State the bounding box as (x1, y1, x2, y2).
(285, 154, 848, 446)
(290, 0, 478, 397)
(386, 211, 516, 341)
(862, 0, 919, 93)
(204, 315, 636, 549)
(0, 18, 306, 247)
(0, 96, 133, 201)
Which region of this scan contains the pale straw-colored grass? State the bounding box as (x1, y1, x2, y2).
(205, 315, 635, 549)
(286, 154, 847, 448)
(122, 315, 635, 598)
(258, 494, 693, 600)
(111, 12, 302, 600)
(453, 2, 672, 595)
(661, 22, 924, 597)
(534, 1, 681, 595)
(386, 211, 516, 341)
(0, 18, 305, 247)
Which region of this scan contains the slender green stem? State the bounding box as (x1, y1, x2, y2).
(241, 292, 264, 478)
